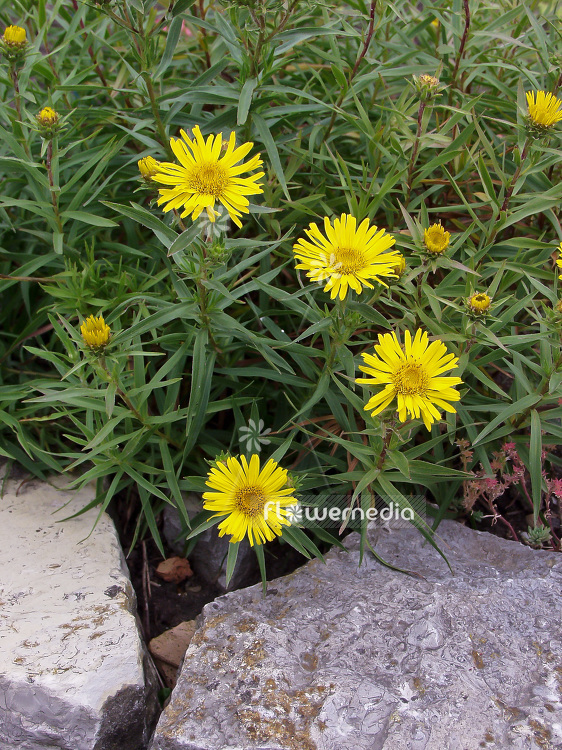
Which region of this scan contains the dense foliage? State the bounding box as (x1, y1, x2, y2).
(1, 0, 561, 569)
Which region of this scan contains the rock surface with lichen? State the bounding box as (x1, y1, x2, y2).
(150, 520, 562, 750)
(0, 467, 159, 750)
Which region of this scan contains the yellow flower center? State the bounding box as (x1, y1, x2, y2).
(330, 247, 365, 275)
(470, 293, 491, 311)
(235, 486, 266, 518)
(424, 224, 450, 254)
(188, 162, 230, 198)
(393, 361, 429, 396)
(420, 74, 439, 87)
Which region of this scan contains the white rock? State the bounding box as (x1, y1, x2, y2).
(0, 471, 159, 749)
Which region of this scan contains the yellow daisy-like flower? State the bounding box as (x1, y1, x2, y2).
(203, 454, 296, 546)
(3, 25, 27, 46)
(80, 315, 111, 351)
(356, 329, 463, 431)
(152, 125, 264, 228)
(138, 155, 161, 181)
(423, 223, 450, 255)
(467, 292, 491, 314)
(293, 214, 398, 300)
(526, 91, 562, 129)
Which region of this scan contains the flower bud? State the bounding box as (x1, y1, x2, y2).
(36, 107, 61, 137)
(413, 73, 444, 102)
(390, 253, 406, 279)
(423, 223, 450, 255)
(138, 156, 161, 182)
(466, 292, 492, 316)
(81, 315, 111, 353)
(1, 25, 28, 61)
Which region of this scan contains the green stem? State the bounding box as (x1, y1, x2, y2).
(448, 0, 470, 100)
(376, 418, 395, 471)
(142, 72, 173, 159)
(324, 0, 377, 142)
(487, 137, 531, 247)
(46, 140, 63, 234)
(9, 64, 30, 158)
(405, 100, 426, 207)
(99, 359, 182, 449)
(196, 271, 223, 358)
(326, 297, 347, 371)
(499, 137, 530, 213)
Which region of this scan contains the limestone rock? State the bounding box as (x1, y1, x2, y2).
(0, 472, 159, 750)
(150, 521, 562, 750)
(162, 493, 257, 592)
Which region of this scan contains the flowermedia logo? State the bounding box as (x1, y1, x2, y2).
(265, 493, 427, 530)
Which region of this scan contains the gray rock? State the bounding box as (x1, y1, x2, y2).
(163, 493, 257, 591)
(150, 521, 562, 750)
(0, 471, 160, 750)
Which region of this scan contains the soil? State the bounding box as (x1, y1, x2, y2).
(120, 516, 311, 642)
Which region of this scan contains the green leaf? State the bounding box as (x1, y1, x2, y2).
(529, 410, 542, 524)
(472, 393, 542, 446)
(238, 78, 258, 126)
(62, 211, 118, 227)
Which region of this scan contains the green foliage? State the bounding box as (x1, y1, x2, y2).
(1, 0, 561, 567)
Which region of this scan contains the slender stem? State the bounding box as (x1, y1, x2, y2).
(553, 68, 562, 97)
(9, 64, 30, 158)
(326, 297, 347, 371)
(487, 137, 531, 247)
(195, 0, 212, 69)
(405, 100, 426, 207)
(100, 359, 182, 449)
(348, 0, 377, 82)
(46, 140, 64, 233)
(141, 72, 173, 158)
(0, 274, 57, 282)
(324, 0, 377, 141)
(449, 0, 470, 99)
(376, 418, 395, 471)
(71, 0, 110, 89)
(499, 138, 530, 213)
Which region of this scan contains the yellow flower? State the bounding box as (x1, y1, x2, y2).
(80, 315, 111, 351)
(526, 91, 562, 129)
(556, 245, 562, 279)
(152, 125, 264, 228)
(424, 222, 450, 255)
(467, 292, 491, 314)
(203, 454, 296, 546)
(3, 25, 26, 46)
(37, 107, 59, 127)
(390, 253, 406, 278)
(293, 213, 398, 300)
(431, 19, 440, 28)
(419, 74, 439, 87)
(138, 156, 161, 181)
(356, 329, 463, 431)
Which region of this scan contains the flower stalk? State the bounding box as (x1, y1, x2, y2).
(324, 0, 377, 141)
